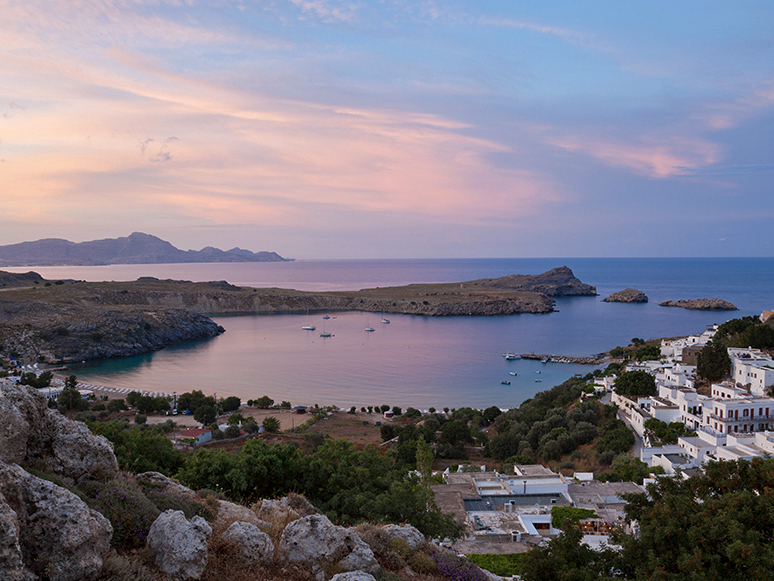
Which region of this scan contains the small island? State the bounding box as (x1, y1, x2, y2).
(603, 288, 648, 303)
(659, 298, 738, 311)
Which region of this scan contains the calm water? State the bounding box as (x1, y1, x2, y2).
(9, 258, 772, 409)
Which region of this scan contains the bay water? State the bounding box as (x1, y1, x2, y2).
(10, 258, 772, 409)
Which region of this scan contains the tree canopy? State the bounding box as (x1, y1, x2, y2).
(613, 370, 656, 396)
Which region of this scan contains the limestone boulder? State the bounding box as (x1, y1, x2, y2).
(45, 411, 119, 482)
(330, 573, 377, 581)
(280, 514, 380, 580)
(218, 499, 269, 528)
(380, 524, 425, 550)
(147, 510, 212, 580)
(0, 381, 118, 483)
(0, 461, 112, 581)
(221, 521, 275, 564)
(0, 491, 36, 581)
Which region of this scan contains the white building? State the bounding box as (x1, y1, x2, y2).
(729, 348, 774, 396)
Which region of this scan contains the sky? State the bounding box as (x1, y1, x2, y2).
(1, 1, 773, 259)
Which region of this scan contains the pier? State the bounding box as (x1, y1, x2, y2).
(519, 353, 608, 365)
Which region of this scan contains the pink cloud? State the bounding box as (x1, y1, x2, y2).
(547, 134, 722, 178)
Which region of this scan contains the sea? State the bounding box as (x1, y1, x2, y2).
(7, 258, 773, 410)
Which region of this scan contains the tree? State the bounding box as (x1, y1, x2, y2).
(391, 406, 402, 416)
(222, 396, 241, 412)
(224, 425, 241, 439)
(126, 391, 142, 406)
(415, 436, 434, 484)
(193, 405, 216, 426)
(134, 413, 147, 425)
(227, 413, 245, 426)
(107, 398, 127, 413)
(254, 396, 274, 409)
(613, 370, 656, 396)
(262, 416, 281, 433)
(697, 338, 732, 382)
(64, 374, 77, 389)
(58, 386, 82, 410)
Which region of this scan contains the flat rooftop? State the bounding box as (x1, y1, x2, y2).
(464, 494, 569, 512)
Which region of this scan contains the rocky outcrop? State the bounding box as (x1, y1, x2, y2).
(659, 298, 738, 311)
(0, 461, 113, 581)
(0, 300, 224, 364)
(221, 521, 275, 564)
(280, 514, 381, 580)
(603, 288, 648, 303)
(477, 266, 597, 296)
(380, 524, 425, 550)
(0, 381, 118, 482)
(147, 510, 213, 581)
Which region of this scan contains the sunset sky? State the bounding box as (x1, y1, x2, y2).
(2, 1, 773, 258)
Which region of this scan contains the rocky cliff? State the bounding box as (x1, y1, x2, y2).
(659, 298, 738, 311)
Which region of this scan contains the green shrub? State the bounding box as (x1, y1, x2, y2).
(467, 553, 526, 577)
(407, 550, 436, 573)
(78, 476, 160, 548)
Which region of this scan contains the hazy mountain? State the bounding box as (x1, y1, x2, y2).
(0, 232, 290, 266)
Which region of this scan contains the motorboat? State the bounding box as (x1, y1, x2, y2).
(501, 380, 511, 385)
(503, 352, 521, 360)
(302, 324, 316, 330)
(364, 326, 375, 332)
(320, 331, 332, 338)
(510, 372, 518, 376)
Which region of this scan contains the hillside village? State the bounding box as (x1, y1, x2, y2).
(1, 311, 774, 580)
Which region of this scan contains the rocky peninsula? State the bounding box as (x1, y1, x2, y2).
(603, 288, 648, 303)
(0, 266, 595, 363)
(659, 298, 738, 311)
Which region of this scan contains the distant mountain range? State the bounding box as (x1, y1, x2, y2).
(0, 232, 291, 266)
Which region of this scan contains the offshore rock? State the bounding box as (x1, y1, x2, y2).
(659, 298, 738, 311)
(0, 461, 112, 581)
(221, 521, 275, 565)
(147, 510, 213, 581)
(280, 514, 381, 580)
(0, 381, 118, 483)
(603, 288, 648, 303)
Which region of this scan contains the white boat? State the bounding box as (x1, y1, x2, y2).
(302, 308, 316, 330)
(501, 380, 511, 385)
(320, 331, 332, 338)
(510, 372, 518, 376)
(535, 379, 542, 382)
(504, 352, 521, 360)
(364, 326, 375, 332)
(381, 318, 390, 324)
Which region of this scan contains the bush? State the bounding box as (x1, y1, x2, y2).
(467, 553, 526, 577)
(134, 413, 147, 425)
(224, 425, 241, 439)
(78, 476, 160, 548)
(430, 551, 489, 581)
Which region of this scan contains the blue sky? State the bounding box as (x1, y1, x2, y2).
(1, 1, 772, 258)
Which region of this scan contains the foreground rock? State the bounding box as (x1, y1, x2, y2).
(0, 381, 118, 482)
(659, 298, 738, 311)
(0, 461, 113, 581)
(222, 521, 275, 564)
(603, 288, 648, 303)
(147, 510, 213, 581)
(280, 514, 381, 580)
